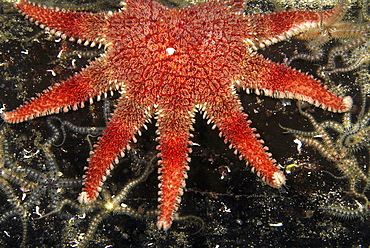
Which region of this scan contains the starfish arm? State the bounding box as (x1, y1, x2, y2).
(78, 98, 150, 203)
(156, 105, 194, 230)
(15, 0, 109, 45)
(204, 92, 286, 188)
(2, 59, 115, 123)
(242, 5, 346, 49)
(239, 54, 352, 112)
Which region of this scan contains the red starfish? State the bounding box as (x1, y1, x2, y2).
(3, 0, 352, 230)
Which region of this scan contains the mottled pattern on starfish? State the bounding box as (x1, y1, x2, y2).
(3, 0, 352, 230)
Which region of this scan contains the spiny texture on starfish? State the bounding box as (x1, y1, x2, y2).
(3, 0, 352, 230)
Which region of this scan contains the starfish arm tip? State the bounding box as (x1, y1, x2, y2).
(1, 111, 26, 124)
(78, 191, 96, 204)
(271, 171, 286, 188)
(342, 96, 353, 112)
(156, 219, 171, 231)
(1, 112, 10, 122)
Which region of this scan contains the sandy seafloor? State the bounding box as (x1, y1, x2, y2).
(0, 0, 370, 247)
